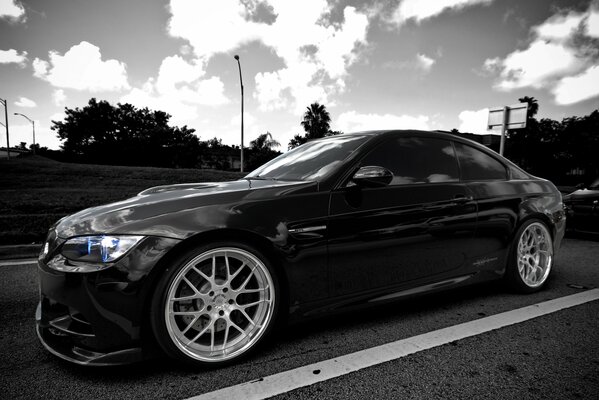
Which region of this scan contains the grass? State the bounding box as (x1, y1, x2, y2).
(0, 156, 245, 245)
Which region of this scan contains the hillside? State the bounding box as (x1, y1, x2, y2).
(0, 156, 244, 245)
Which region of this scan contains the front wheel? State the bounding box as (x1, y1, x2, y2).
(505, 219, 554, 293)
(151, 243, 279, 366)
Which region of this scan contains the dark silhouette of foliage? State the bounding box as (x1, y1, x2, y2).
(505, 97, 598, 185)
(301, 102, 331, 138)
(52, 98, 201, 168)
(246, 132, 281, 171)
(288, 102, 342, 149)
(518, 96, 539, 117)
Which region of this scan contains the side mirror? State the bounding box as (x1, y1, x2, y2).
(351, 166, 393, 188)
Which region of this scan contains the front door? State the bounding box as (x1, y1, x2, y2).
(327, 136, 478, 297)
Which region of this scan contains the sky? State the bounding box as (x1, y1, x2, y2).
(1, 0, 598, 151)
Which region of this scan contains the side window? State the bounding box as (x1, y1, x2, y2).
(360, 137, 459, 185)
(454, 142, 507, 181)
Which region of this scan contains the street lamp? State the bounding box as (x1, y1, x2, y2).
(0, 98, 9, 159)
(14, 112, 36, 155)
(234, 54, 244, 173)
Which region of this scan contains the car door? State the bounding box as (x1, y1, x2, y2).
(327, 135, 478, 297)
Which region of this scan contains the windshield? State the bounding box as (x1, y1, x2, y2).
(246, 134, 370, 181)
(589, 178, 599, 189)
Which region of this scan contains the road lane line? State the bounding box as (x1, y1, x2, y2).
(188, 289, 599, 400)
(0, 258, 37, 267)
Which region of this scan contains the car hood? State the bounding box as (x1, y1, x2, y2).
(54, 179, 315, 239)
(564, 188, 599, 202)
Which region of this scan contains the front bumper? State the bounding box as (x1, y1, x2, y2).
(36, 235, 181, 366)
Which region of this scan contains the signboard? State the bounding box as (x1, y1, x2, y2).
(487, 103, 528, 130)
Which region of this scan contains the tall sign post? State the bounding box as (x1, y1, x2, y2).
(487, 103, 528, 156)
(0, 98, 9, 159)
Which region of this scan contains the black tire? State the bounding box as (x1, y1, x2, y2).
(150, 241, 281, 366)
(504, 219, 554, 293)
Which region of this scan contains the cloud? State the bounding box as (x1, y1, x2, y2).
(14, 97, 36, 108)
(0, 49, 27, 66)
(336, 111, 430, 132)
(120, 55, 229, 123)
(0, 0, 25, 21)
(392, 0, 493, 24)
(552, 65, 599, 105)
(490, 41, 581, 90)
(52, 89, 66, 106)
(167, 0, 369, 113)
(33, 41, 130, 92)
(485, 3, 599, 105)
(383, 53, 436, 72)
(458, 108, 493, 135)
(587, 6, 599, 38)
(416, 53, 435, 71)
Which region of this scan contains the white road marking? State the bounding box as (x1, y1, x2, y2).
(0, 258, 37, 267)
(188, 289, 599, 400)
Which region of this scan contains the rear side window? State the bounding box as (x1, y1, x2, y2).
(454, 142, 507, 181)
(361, 137, 459, 185)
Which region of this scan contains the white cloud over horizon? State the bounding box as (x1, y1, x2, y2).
(168, 0, 369, 113)
(14, 96, 36, 108)
(0, 0, 25, 21)
(33, 41, 130, 92)
(392, 0, 493, 24)
(52, 89, 66, 106)
(486, 3, 599, 105)
(120, 55, 229, 123)
(336, 110, 430, 132)
(0, 48, 27, 66)
(458, 108, 494, 135)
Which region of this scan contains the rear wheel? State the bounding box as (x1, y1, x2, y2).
(151, 243, 279, 366)
(505, 219, 554, 293)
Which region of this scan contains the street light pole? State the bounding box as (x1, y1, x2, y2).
(0, 98, 9, 159)
(14, 112, 36, 155)
(234, 55, 244, 173)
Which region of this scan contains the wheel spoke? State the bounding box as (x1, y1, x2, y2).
(239, 299, 270, 309)
(239, 286, 269, 295)
(181, 315, 200, 335)
(238, 308, 256, 327)
(212, 255, 216, 280)
(182, 276, 202, 296)
(238, 267, 256, 291)
(191, 266, 212, 284)
(187, 319, 214, 345)
(222, 321, 231, 352)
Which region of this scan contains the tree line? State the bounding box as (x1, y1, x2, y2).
(35, 99, 337, 171)
(27, 96, 599, 185)
(504, 96, 598, 185)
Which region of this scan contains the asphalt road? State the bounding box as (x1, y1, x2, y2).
(0, 237, 598, 399)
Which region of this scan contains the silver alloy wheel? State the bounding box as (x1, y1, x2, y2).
(164, 247, 275, 362)
(516, 222, 553, 288)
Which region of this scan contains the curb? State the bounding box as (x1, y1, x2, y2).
(0, 244, 42, 260)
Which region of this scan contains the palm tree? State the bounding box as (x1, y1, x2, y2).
(300, 102, 331, 140)
(518, 96, 539, 118)
(250, 132, 280, 151)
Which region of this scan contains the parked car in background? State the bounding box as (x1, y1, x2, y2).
(36, 130, 566, 367)
(564, 177, 599, 233)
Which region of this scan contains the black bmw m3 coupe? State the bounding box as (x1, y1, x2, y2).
(36, 130, 565, 366)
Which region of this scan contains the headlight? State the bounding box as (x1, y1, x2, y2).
(61, 235, 145, 264)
